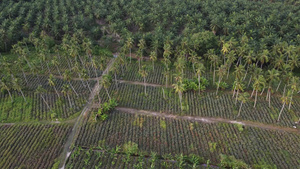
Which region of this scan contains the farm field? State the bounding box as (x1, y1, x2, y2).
(98, 81, 300, 127)
(1, 0, 300, 168)
(74, 110, 300, 169)
(0, 124, 72, 169)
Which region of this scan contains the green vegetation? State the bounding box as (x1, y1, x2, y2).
(0, 0, 299, 168)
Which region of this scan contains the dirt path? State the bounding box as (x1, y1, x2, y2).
(116, 107, 300, 134)
(118, 80, 172, 88)
(59, 58, 115, 169)
(0, 123, 14, 126)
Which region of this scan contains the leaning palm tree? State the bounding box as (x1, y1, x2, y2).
(0, 77, 13, 102)
(252, 75, 266, 108)
(288, 76, 299, 110)
(62, 84, 72, 107)
(63, 70, 79, 96)
(236, 92, 250, 119)
(277, 91, 291, 122)
(101, 75, 112, 101)
(137, 38, 146, 70)
(12, 77, 27, 102)
(139, 65, 148, 95)
(35, 85, 51, 111)
(48, 74, 60, 97)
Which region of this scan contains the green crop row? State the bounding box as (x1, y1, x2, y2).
(0, 124, 72, 169)
(98, 83, 300, 127)
(75, 110, 300, 169)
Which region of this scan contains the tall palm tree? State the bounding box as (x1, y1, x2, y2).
(195, 63, 205, 94)
(216, 65, 227, 95)
(288, 76, 299, 110)
(110, 61, 120, 90)
(62, 84, 72, 107)
(252, 75, 266, 108)
(101, 75, 112, 101)
(173, 82, 185, 110)
(63, 70, 79, 96)
(266, 69, 279, 107)
(257, 49, 269, 68)
(174, 56, 186, 75)
(0, 77, 13, 102)
(48, 74, 60, 97)
(137, 38, 146, 70)
(139, 65, 148, 95)
(149, 51, 157, 70)
(188, 50, 199, 73)
(126, 36, 134, 63)
(12, 77, 26, 102)
(35, 85, 51, 111)
(277, 91, 290, 122)
(236, 92, 250, 119)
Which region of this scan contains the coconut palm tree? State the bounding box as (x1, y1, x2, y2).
(101, 75, 112, 101)
(236, 92, 250, 119)
(257, 49, 269, 68)
(149, 51, 157, 70)
(63, 70, 79, 96)
(48, 74, 60, 97)
(0, 76, 13, 102)
(266, 69, 279, 107)
(137, 38, 146, 70)
(62, 84, 72, 107)
(215, 65, 227, 95)
(277, 91, 290, 122)
(126, 36, 134, 63)
(12, 77, 27, 102)
(173, 82, 185, 110)
(195, 63, 205, 94)
(288, 76, 299, 110)
(252, 75, 266, 108)
(139, 65, 148, 95)
(189, 50, 199, 73)
(174, 56, 186, 75)
(35, 85, 51, 111)
(110, 61, 120, 90)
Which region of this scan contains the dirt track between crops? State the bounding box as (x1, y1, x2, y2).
(116, 107, 300, 134)
(59, 58, 115, 169)
(118, 80, 171, 87)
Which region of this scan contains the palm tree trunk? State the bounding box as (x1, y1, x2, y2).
(198, 75, 201, 95)
(260, 88, 265, 95)
(251, 88, 255, 97)
(46, 61, 51, 74)
(232, 85, 236, 98)
(67, 94, 72, 108)
(213, 64, 216, 84)
(237, 102, 243, 118)
(19, 89, 27, 102)
(226, 63, 231, 79)
(235, 90, 239, 105)
(114, 73, 118, 90)
(162, 88, 165, 99)
(22, 69, 29, 85)
(130, 48, 132, 63)
(288, 90, 293, 110)
(254, 90, 258, 108)
(276, 80, 281, 91)
(7, 90, 13, 102)
(53, 86, 60, 97)
(268, 89, 271, 108)
(247, 75, 252, 87)
(144, 77, 147, 95)
(192, 63, 195, 73)
(55, 65, 62, 77)
(105, 88, 111, 100)
(69, 82, 79, 96)
(41, 94, 51, 110)
(179, 92, 182, 110)
(277, 102, 286, 122)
